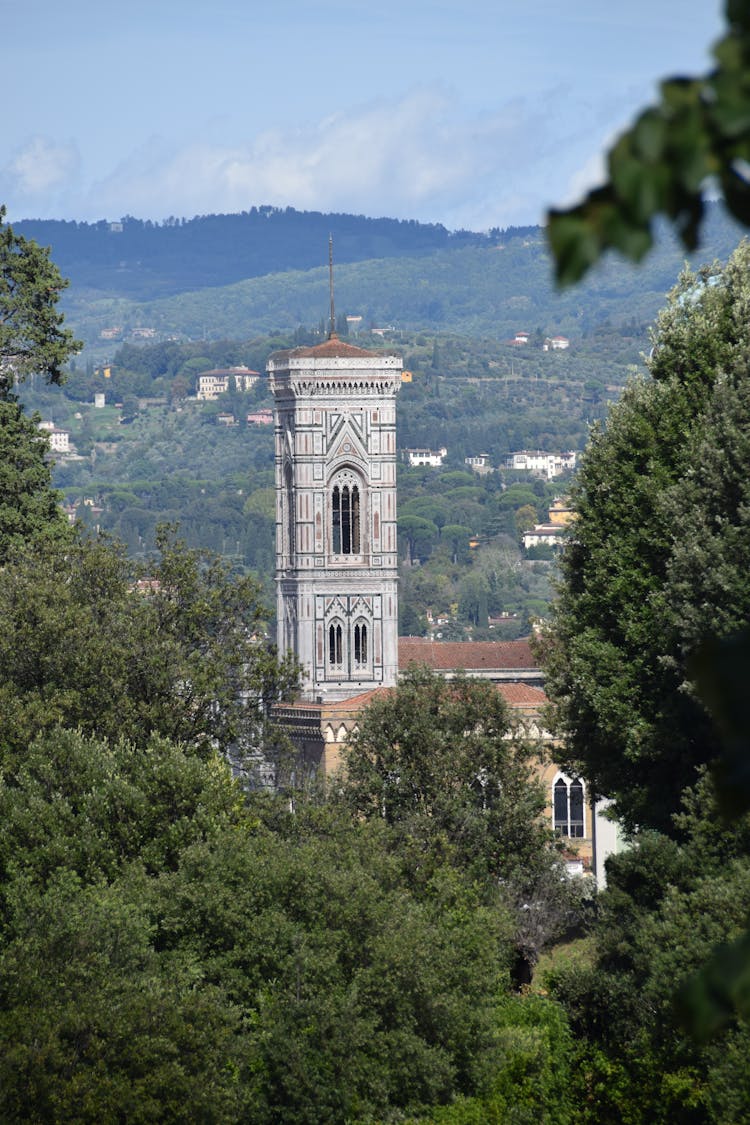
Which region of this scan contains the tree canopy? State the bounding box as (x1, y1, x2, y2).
(0, 528, 297, 772)
(0, 400, 72, 563)
(0, 206, 81, 395)
(543, 241, 750, 832)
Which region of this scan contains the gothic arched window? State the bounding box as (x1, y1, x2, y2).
(328, 622, 343, 667)
(284, 462, 295, 561)
(353, 621, 368, 666)
(553, 776, 586, 838)
(331, 472, 362, 555)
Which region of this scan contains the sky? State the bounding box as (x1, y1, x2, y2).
(4, 0, 726, 232)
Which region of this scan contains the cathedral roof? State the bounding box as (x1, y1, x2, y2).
(269, 333, 388, 362)
(398, 638, 538, 671)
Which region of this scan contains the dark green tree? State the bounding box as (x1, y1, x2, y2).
(0, 205, 81, 395)
(398, 513, 439, 564)
(440, 523, 473, 564)
(543, 242, 750, 832)
(0, 401, 71, 563)
(0, 527, 297, 770)
(0, 726, 518, 1124)
(338, 668, 549, 887)
(547, 778, 750, 1123)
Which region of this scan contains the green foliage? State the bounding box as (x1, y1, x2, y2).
(338, 668, 549, 888)
(0, 726, 521, 1123)
(408, 995, 575, 1125)
(0, 729, 251, 1123)
(547, 782, 750, 1123)
(0, 528, 296, 769)
(547, 3, 750, 283)
(0, 205, 81, 394)
(544, 242, 750, 832)
(0, 399, 72, 562)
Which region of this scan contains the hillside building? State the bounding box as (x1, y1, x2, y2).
(465, 453, 492, 474)
(38, 421, 71, 454)
(405, 447, 447, 467)
(196, 366, 260, 400)
(522, 497, 575, 549)
(505, 449, 577, 480)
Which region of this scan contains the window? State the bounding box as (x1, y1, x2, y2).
(328, 622, 343, 667)
(331, 474, 361, 554)
(553, 776, 585, 838)
(353, 622, 368, 666)
(284, 463, 295, 560)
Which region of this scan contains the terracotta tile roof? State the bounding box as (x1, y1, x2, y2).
(398, 638, 538, 671)
(323, 688, 393, 712)
(274, 688, 392, 716)
(270, 334, 387, 362)
(279, 681, 545, 722)
(496, 683, 547, 705)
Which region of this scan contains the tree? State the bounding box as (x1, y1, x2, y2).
(546, 778, 750, 1123)
(0, 206, 81, 395)
(0, 527, 297, 771)
(398, 514, 439, 564)
(120, 393, 140, 422)
(0, 726, 519, 1124)
(514, 502, 537, 537)
(0, 401, 72, 563)
(543, 241, 750, 832)
(440, 523, 473, 564)
(338, 668, 550, 888)
(169, 373, 190, 403)
(547, 2, 750, 284)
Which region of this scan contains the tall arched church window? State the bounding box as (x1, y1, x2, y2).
(328, 622, 343, 667)
(569, 779, 584, 837)
(353, 622, 368, 666)
(331, 472, 362, 555)
(553, 776, 585, 838)
(284, 463, 295, 560)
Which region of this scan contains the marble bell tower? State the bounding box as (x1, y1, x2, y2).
(268, 249, 401, 702)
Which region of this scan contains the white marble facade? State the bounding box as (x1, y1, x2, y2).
(268, 337, 402, 702)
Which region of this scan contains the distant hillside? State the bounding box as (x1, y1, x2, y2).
(57, 203, 747, 355)
(15, 207, 511, 301)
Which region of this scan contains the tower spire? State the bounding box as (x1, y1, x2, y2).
(328, 234, 337, 339)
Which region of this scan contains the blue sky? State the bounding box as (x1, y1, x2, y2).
(4, 0, 725, 231)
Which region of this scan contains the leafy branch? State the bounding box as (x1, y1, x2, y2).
(547, 1, 750, 284)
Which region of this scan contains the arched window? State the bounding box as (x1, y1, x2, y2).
(331, 472, 362, 555)
(328, 622, 343, 667)
(553, 776, 586, 838)
(353, 622, 368, 666)
(284, 463, 295, 561)
(569, 780, 584, 837)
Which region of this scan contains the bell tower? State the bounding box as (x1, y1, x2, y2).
(268, 329, 401, 702)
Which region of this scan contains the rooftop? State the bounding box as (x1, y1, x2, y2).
(269, 333, 384, 363)
(398, 637, 538, 671)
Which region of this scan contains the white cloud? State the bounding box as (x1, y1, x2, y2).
(2, 137, 80, 201)
(81, 88, 560, 228)
(2, 89, 619, 231)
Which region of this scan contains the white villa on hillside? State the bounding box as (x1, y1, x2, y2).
(505, 450, 577, 479)
(196, 366, 260, 400)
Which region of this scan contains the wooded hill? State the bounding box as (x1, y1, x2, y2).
(16, 203, 746, 357)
